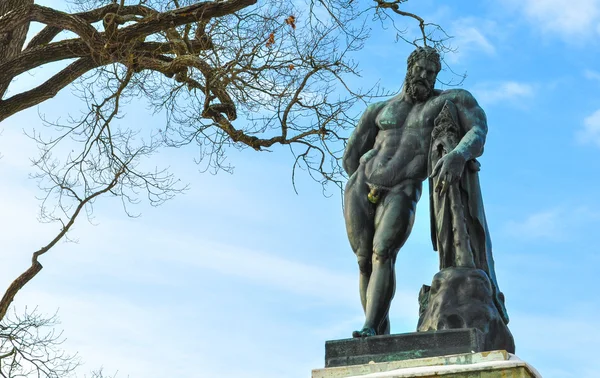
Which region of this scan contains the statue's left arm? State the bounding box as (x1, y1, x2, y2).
(453, 90, 487, 160)
(430, 90, 487, 193)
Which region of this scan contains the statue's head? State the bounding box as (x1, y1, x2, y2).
(405, 46, 441, 102)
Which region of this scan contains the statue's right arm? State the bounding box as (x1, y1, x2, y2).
(342, 102, 383, 177)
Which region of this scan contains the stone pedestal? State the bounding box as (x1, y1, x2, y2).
(312, 350, 541, 378)
(325, 329, 485, 368)
(313, 330, 541, 378)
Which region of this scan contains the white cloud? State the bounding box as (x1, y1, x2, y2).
(456, 28, 495, 55)
(584, 69, 600, 83)
(505, 206, 600, 240)
(446, 18, 496, 63)
(167, 238, 359, 304)
(9, 290, 243, 378)
(511, 308, 600, 377)
(472, 81, 534, 106)
(505, 209, 563, 240)
(513, 0, 600, 42)
(576, 108, 600, 147)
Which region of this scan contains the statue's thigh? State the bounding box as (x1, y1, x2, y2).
(344, 173, 375, 254)
(373, 185, 420, 257)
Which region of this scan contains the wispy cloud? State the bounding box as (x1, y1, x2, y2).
(11, 289, 288, 378)
(576, 108, 600, 147)
(505, 206, 600, 241)
(509, 301, 600, 377)
(10, 291, 182, 377)
(446, 18, 496, 63)
(505, 209, 563, 240)
(510, 0, 600, 43)
(168, 238, 359, 304)
(584, 69, 600, 83)
(472, 81, 534, 106)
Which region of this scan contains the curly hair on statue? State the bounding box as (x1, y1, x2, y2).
(407, 46, 441, 73)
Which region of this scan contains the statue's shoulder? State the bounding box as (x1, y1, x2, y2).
(365, 99, 388, 113)
(436, 88, 479, 107)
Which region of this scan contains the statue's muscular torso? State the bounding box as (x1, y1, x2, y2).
(360, 93, 443, 188)
(343, 88, 482, 192)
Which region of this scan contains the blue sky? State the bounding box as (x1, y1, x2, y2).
(1, 0, 600, 377)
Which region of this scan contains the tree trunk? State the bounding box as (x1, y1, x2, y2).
(0, 0, 34, 98)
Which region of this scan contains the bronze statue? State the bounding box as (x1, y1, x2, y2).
(342, 47, 510, 345)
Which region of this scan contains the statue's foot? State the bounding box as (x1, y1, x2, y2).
(352, 327, 376, 338)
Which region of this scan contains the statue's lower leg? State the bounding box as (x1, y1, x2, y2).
(357, 256, 371, 312)
(377, 314, 390, 335)
(353, 271, 374, 338)
(354, 253, 395, 337)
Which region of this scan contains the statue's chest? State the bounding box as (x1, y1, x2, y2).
(376, 101, 434, 139)
(376, 101, 413, 130)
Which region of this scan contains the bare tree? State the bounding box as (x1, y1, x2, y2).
(0, 309, 121, 378)
(0, 309, 78, 377)
(0, 0, 448, 375)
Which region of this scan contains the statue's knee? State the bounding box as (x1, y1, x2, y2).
(372, 249, 392, 265)
(357, 254, 372, 275)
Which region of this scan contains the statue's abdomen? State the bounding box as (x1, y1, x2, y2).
(364, 128, 430, 187)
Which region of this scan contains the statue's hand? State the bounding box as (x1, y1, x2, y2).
(359, 149, 376, 165)
(430, 150, 466, 195)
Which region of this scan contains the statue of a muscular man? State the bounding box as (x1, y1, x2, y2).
(343, 46, 506, 338)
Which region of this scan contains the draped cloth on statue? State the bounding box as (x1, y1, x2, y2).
(428, 100, 509, 325)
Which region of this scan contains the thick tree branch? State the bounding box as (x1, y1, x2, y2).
(0, 34, 217, 115)
(115, 0, 257, 42)
(0, 37, 213, 92)
(0, 263, 42, 324)
(0, 39, 89, 87)
(0, 0, 33, 97)
(26, 4, 156, 50)
(136, 54, 236, 119)
(0, 4, 102, 49)
(0, 0, 246, 104)
(0, 58, 99, 122)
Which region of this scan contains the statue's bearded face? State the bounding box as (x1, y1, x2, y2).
(405, 58, 439, 102)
